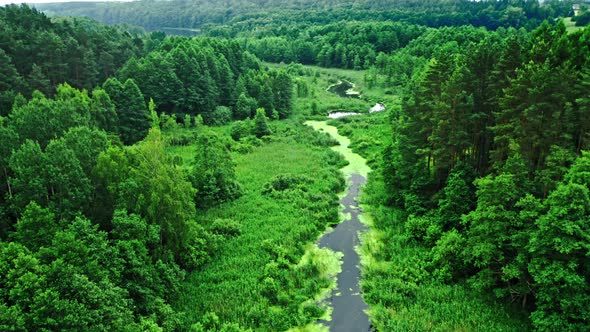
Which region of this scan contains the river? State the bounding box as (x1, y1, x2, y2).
(305, 120, 372, 332)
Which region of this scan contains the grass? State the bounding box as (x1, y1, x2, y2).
(564, 17, 584, 33)
(172, 121, 348, 330)
(268, 62, 396, 119)
(328, 111, 392, 169)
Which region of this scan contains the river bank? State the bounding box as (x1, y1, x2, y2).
(304, 120, 372, 332)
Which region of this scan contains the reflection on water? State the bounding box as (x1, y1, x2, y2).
(327, 80, 361, 98)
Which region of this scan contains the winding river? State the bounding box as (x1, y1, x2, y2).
(305, 120, 372, 332)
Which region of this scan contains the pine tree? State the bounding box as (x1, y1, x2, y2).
(259, 82, 275, 119)
(253, 108, 272, 138)
(272, 70, 293, 119)
(119, 79, 149, 145)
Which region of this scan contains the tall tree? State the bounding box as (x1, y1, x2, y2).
(121, 129, 206, 268)
(90, 88, 118, 134)
(528, 154, 590, 330)
(9, 86, 91, 148)
(0, 49, 23, 116)
(253, 108, 272, 138)
(272, 70, 294, 119)
(104, 78, 149, 145)
(191, 131, 241, 208)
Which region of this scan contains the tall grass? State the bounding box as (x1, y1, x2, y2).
(172, 121, 348, 330)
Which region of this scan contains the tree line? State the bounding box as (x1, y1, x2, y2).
(0, 4, 145, 115)
(36, 0, 579, 34)
(379, 21, 590, 329)
(117, 36, 294, 122)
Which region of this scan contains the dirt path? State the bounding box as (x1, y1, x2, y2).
(305, 121, 372, 332)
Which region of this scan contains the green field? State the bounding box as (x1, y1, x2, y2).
(171, 119, 348, 330)
(564, 17, 584, 33)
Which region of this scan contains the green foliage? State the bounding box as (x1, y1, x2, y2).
(235, 93, 257, 120)
(3, 2, 590, 330)
(229, 120, 252, 141)
(104, 78, 150, 145)
(12, 202, 57, 251)
(272, 70, 294, 119)
(115, 129, 207, 269)
(262, 174, 312, 196)
(9, 84, 91, 147)
(526, 153, 590, 330)
(176, 129, 344, 330)
(191, 131, 242, 208)
(46, 140, 92, 218)
(210, 218, 241, 238)
(574, 11, 590, 26)
(208, 106, 233, 126)
(366, 18, 590, 330)
(0, 4, 143, 99)
(90, 88, 118, 134)
(252, 108, 272, 138)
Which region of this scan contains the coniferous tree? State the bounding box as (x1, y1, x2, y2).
(0, 50, 23, 116)
(253, 108, 272, 138)
(272, 70, 294, 119)
(108, 78, 150, 145)
(259, 82, 275, 119)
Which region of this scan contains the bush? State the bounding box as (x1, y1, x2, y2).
(321, 149, 349, 168)
(230, 141, 254, 154)
(230, 120, 252, 141)
(210, 218, 241, 237)
(405, 214, 431, 241)
(207, 106, 233, 126)
(262, 174, 311, 194)
(166, 131, 196, 146)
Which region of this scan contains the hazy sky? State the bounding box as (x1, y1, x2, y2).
(0, 0, 131, 6)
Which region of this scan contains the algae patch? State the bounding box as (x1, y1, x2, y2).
(297, 244, 343, 323)
(305, 120, 371, 178)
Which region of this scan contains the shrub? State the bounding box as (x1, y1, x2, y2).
(207, 106, 233, 126)
(210, 218, 241, 237)
(262, 174, 311, 194)
(230, 120, 252, 141)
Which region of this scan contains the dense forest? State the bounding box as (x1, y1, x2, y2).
(2, 0, 590, 331)
(367, 20, 590, 331)
(36, 0, 578, 32)
(0, 4, 304, 330)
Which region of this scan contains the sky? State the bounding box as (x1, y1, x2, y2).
(0, 0, 132, 6)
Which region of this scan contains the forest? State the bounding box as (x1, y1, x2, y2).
(1, 0, 590, 331)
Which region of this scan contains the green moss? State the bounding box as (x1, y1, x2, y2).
(298, 244, 343, 323)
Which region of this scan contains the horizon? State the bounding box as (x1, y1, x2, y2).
(0, 0, 133, 6)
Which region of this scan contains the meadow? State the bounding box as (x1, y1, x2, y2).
(169, 118, 349, 330)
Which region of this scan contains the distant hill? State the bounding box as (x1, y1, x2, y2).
(35, 0, 576, 34)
